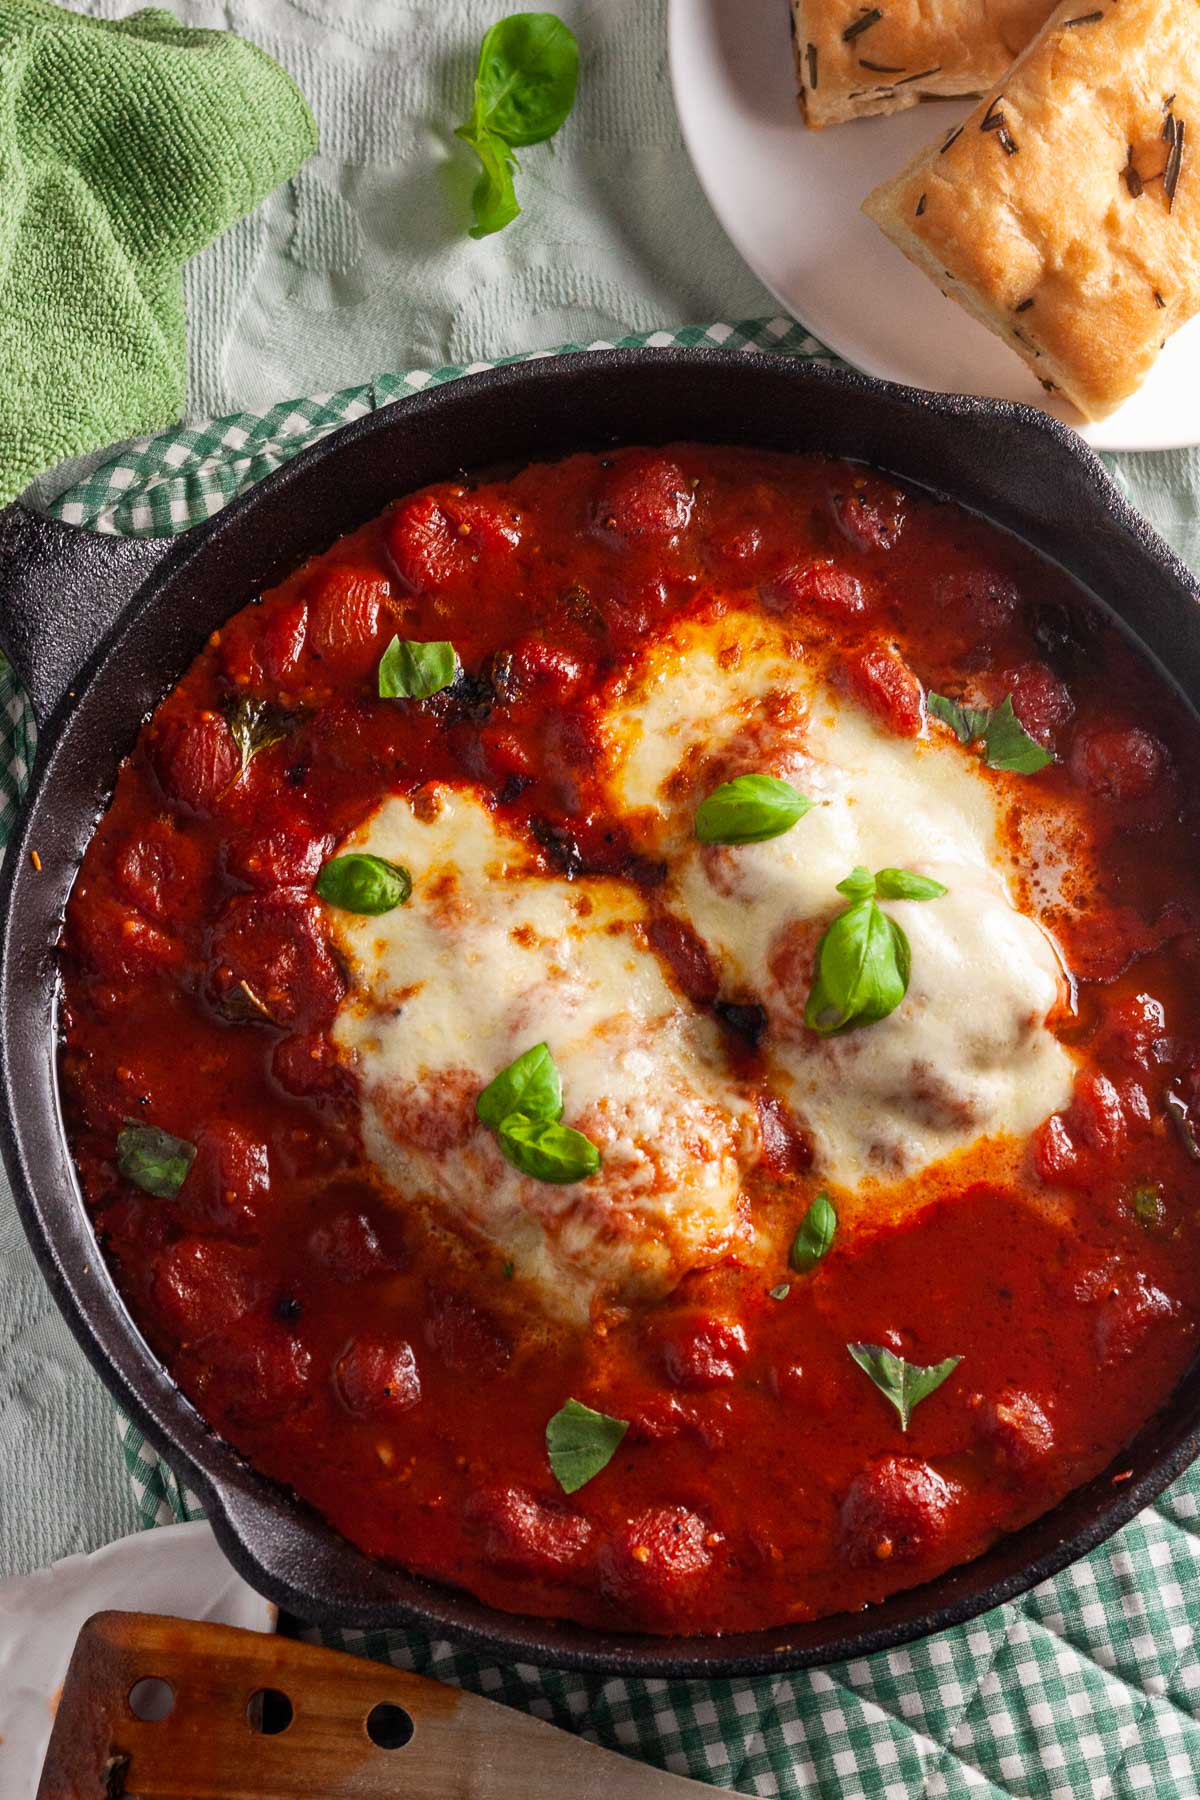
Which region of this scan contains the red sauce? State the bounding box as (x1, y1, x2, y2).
(59, 446, 1200, 1635)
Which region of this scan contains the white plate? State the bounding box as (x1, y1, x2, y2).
(668, 0, 1200, 452)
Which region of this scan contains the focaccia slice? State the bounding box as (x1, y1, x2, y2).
(862, 0, 1200, 420)
(790, 0, 1054, 129)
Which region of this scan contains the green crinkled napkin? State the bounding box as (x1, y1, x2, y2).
(0, 0, 316, 503)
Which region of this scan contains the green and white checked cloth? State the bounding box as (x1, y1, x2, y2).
(7, 320, 1200, 1800)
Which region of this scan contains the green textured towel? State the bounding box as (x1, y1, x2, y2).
(0, 0, 315, 502)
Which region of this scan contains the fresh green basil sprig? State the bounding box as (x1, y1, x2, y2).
(477, 1042, 601, 1184)
(694, 773, 813, 845)
(316, 852, 412, 915)
(378, 636, 458, 700)
(117, 1124, 196, 1198)
(456, 14, 580, 239)
(546, 1396, 628, 1493)
(805, 866, 947, 1035)
(847, 1342, 962, 1431)
(929, 692, 1053, 774)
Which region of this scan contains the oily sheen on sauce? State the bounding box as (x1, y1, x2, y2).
(59, 445, 1200, 1636)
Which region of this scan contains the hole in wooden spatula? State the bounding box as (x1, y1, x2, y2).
(246, 1687, 294, 1735)
(128, 1678, 175, 1722)
(366, 1702, 415, 1749)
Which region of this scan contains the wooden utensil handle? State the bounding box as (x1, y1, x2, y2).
(36, 1611, 728, 1798)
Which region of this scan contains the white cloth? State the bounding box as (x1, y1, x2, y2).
(0, 1522, 274, 1797)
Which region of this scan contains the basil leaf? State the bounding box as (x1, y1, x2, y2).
(497, 1113, 601, 1184)
(848, 1342, 962, 1431)
(468, 13, 579, 146)
(694, 774, 813, 845)
(316, 852, 412, 915)
(546, 1396, 628, 1494)
(836, 865, 876, 901)
(458, 126, 520, 239)
(929, 691, 1053, 774)
(117, 1124, 196, 1199)
(221, 695, 293, 786)
(477, 1042, 563, 1130)
(378, 636, 458, 700)
(789, 1190, 837, 1273)
(874, 868, 948, 902)
(805, 897, 908, 1035)
(982, 695, 1054, 774)
(928, 692, 990, 745)
(456, 13, 579, 238)
(769, 1283, 791, 1301)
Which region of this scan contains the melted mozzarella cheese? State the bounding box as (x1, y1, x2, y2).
(327, 786, 752, 1321)
(598, 609, 1075, 1186)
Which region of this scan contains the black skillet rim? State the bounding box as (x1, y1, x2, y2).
(2, 347, 1200, 1677)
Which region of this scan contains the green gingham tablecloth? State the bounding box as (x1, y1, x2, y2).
(9, 320, 1200, 1800)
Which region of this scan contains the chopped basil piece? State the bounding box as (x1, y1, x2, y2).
(847, 1342, 962, 1431)
(769, 1283, 791, 1301)
(789, 1191, 837, 1273)
(694, 774, 813, 845)
(1129, 1183, 1167, 1231)
(222, 695, 293, 786)
(981, 695, 1055, 773)
(377, 636, 458, 700)
(316, 852, 412, 915)
(117, 1124, 196, 1199)
(927, 692, 990, 745)
(929, 691, 1053, 774)
(546, 1397, 628, 1494)
(456, 14, 580, 238)
(477, 1042, 563, 1129)
(497, 1113, 600, 1184)
(502, 1258, 516, 1280)
(806, 867, 946, 1034)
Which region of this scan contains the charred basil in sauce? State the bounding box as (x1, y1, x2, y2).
(117, 1124, 196, 1198)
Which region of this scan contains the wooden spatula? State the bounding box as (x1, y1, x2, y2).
(35, 1611, 730, 1798)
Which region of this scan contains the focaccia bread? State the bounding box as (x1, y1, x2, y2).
(862, 0, 1200, 420)
(790, 0, 1054, 128)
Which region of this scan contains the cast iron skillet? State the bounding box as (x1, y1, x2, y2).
(2, 349, 1200, 1678)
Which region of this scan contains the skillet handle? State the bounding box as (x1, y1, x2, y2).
(0, 502, 177, 724)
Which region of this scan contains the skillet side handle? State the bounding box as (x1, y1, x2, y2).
(0, 502, 177, 724)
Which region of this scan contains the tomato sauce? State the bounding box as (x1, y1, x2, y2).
(59, 446, 1200, 1635)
